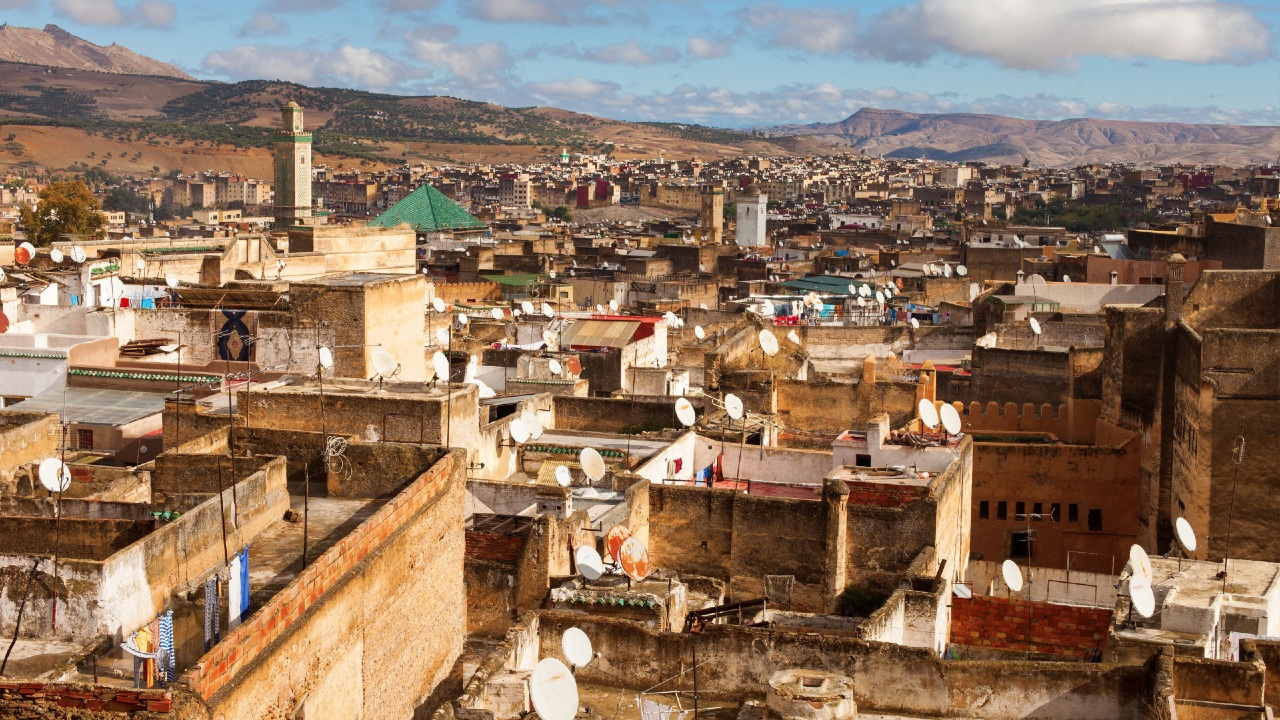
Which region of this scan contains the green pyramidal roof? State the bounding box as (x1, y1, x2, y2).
(368, 184, 487, 233)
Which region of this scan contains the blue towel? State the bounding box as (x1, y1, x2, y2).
(158, 610, 174, 683)
(239, 546, 250, 616)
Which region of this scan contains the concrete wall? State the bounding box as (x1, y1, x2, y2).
(0, 412, 60, 494)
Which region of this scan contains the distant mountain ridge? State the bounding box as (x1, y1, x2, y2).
(0, 23, 192, 79)
(764, 108, 1280, 167)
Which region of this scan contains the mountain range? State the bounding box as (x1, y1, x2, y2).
(0, 23, 192, 79)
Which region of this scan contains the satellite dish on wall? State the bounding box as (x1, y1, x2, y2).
(371, 348, 399, 378)
(561, 627, 593, 668)
(940, 404, 962, 435)
(857, 296, 866, 308)
(1175, 517, 1198, 553)
(606, 525, 632, 561)
(70, 246, 88, 264)
(580, 448, 606, 481)
(596, 304, 604, 314)
(694, 325, 705, 340)
(491, 307, 504, 320)
(548, 358, 563, 376)
(135, 258, 146, 272)
(0, 268, 7, 283)
(431, 351, 450, 382)
(918, 399, 940, 430)
(576, 546, 605, 581)
(875, 290, 885, 304)
(318, 346, 335, 370)
(510, 417, 531, 444)
(165, 274, 179, 289)
(1130, 576, 1155, 618)
(910, 318, 920, 329)
(15, 242, 35, 265)
(724, 393, 744, 420)
(555, 465, 572, 487)
(858, 285, 871, 298)
(50, 248, 64, 263)
(758, 329, 779, 357)
(675, 398, 696, 427)
(457, 313, 469, 326)
(1129, 544, 1153, 584)
(541, 302, 555, 317)
(435, 328, 450, 347)
(530, 658, 580, 720)
(619, 536, 651, 581)
(1029, 318, 1042, 335)
(787, 330, 801, 345)
(609, 299, 619, 312)
(38, 458, 71, 493)
(885, 285, 894, 298)
(1062, 275, 1071, 283)
(1002, 559, 1024, 592)
(521, 300, 536, 315)
(432, 297, 446, 313)
(956, 265, 967, 277)
(566, 356, 582, 375)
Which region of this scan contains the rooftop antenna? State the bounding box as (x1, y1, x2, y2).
(429, 297, 446, 348)
(38, 456, 70, 631)
(305, 344, 335, 569)
(1222, 432, 1246, 592)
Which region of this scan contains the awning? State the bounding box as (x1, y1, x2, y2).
(559, 320, 640, 349)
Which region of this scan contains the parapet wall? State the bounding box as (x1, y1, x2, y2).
(951, 594, 1112, 659)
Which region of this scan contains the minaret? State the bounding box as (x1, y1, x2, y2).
(273, 101, 312, 229)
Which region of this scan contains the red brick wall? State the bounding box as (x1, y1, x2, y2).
(0, 682, 170, 713)
(186, 453, 455, 700)
(845, 480, 927, 508)
(466, 531, 525, 562)
(951, 595, 1111, 659)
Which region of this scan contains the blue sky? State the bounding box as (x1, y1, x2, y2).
(5, 0, 1280, 127)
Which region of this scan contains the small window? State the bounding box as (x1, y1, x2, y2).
(77, 428, 94, 450)
(854, 454, 872, 468)
(979, 501, 990, 520)
(1032, 502, 1043, 520)
(1050, 503, 1061, 521)
(1088, 509, 1103, 532)
(1010, 531, 1032, 559)
(1015, 501, 1026, 519)
(1069, 504, 1079, 523)
(997, 501, 1007, 521)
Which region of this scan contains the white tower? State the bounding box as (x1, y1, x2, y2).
(736, 192, 768, 247)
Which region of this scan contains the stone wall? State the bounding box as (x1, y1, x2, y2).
(0, 411, 60, 494)
(552, 395, 702, 433)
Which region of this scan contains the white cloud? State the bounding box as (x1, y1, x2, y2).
(860, 0, 1272, 71)
(745, 4, 859, 54)
(463, 0, 629, 25)
(686, 36, 733, 60)
(407, 28, 513, 88)
(202, 44, 424, 91)
(556, 40, 681, 65)
(237, 13, 288, 37)
(53, 0, 175, 27)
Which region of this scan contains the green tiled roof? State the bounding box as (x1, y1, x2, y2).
(368, 184, 486, 232)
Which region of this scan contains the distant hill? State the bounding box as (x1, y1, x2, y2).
(0, 24, 192, 79)
(764, 108, 1280, 167)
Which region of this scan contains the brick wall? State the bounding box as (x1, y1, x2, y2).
(845, 480, 926, 508)
(0, 682, 170, 714)
(951, 595, 1111, 659)
(466, 531, 526, 562)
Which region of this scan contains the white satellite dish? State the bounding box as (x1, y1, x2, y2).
(431, 351, 450, 382)
(70, 246, 87, 263)
(1175, 517, 1198, 552)
(530, 658, 580, 720)
(787, 329, 800, 344)
(541, 302, 555, 317)
(432, 297, 446, 313)
(478, 383, 497, 399)
(135, 258, 146, 272)
(561, 627, 593, 668)
(38, 458, 71, 493)
(884, 286, 894, 298)
(609, 299, 618, 312)
(435, 328, 450, 347)
(555, 465, 572, 487)
(575, 546, 604, 581)
(548, 358, 563, 376)
(464, 355, 478, 382)
(700, 303, 707, 310)
(675, 398, 696, 427)
(158, 344, 178, 353)
(513, 309, 522, 317)
(526, 411, 545, 440)
(857, 296, 866, 308)
(491, 307, 504, 320)
(165, 274, 179, 289)
(847, 284, 858, 296)
(549, 270, 557, 279)
(1062, 275, 1071, 283)
(50, 248, 64, 263)
(758, 329, 779, 357)
(521, 300, 536, 315)
(1129, 544, 1153, 584)
(542, 330, 558, 349)
(371, 348, 398, 378)
(1130, 577, 1155, 618)
(694, 325, 705, 340)
(457, 313, 469, 326)
(940, 404, 962, 435)
(1029, 318, 1042, 335)
(0, 267, 7, 282)
(875, 290, 885, 304)
(580, 447, 606, 481)
(510, 417, 531, 444)
(918, 398, 939, 430)
(318, 346, 335, 370)
(724, 393, 744, 420)
(953, 584, 973, 599)
(943, 264, 953, 278)
(859, 285, 871, 298)
(596, 304, 604, 314)
(1002, 560, 1024, 592)
(910, 317, 921, 330)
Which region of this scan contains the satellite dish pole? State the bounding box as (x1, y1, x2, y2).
(1221, 432, 1246, 592)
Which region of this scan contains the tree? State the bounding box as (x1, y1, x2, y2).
(103, 186, 151, 215)
(19, 180, 106, 246)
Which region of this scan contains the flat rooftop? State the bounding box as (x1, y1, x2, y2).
(828, 466, 933, 488)
(6, 387, 169, 426)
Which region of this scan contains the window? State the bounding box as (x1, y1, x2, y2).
(855, 454, 872, 468)
(1050, 503, 1061, 521)
(979, 501, 989, 520)
(77, 429, 94, 450)
(1015, 501, 1026, 519)
(1088, 509, 1103, 532)
(1010, 531, 1032, 559)
(1069, 504, 1079, 523)
(997, 501, 1007, 521)
(1033, 502, 1043, 520)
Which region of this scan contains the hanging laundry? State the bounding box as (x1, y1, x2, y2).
(239, 546, 250, 619)
(158, 610, 174, 685)
(203, 576, 217, 651)
(228, 553, 243, 629)
(673, 458, 683, 474)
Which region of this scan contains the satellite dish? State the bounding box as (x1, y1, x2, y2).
(0, 267, 7, 283)
(918, 398, 940, 430)
(431, 351, 450, 382)
(857, 297, 866, 308)
(885, 286, 894, 298)
(555, 465, 572, 487)
(527, 411, 544, 440)
(580, 447, 606, 481)
(491, 308, 504, 320)
(859, 285, 871, 298)
(700, 303, 707, 310)
(759, 329, 779, 357)
(50, 248, 64, 263)
(513, 309, 522, 317)
(608, 299, 618, 312)
(510, 417, 531, 444)
(619, 536, 651, 581)
(847, 284, 858, 296)
(910, 318, 920, 329)
(675, 398, 696, 427)
(435, 328, 450, 347)
(724, 393, 744, 420)
(1175, 517, 1198, 552)
(875, 290, 885, 304)
(787, 330, 800, 344)
(530, 658, 580, 720)
(135, 259, 146, 272)
(70, 246, 88, 263)
(432, 297, 446, 313)
(1029, 318, 1042, 335)
(606, 526, 632, 562)
(1062, 274, 1071, 283)
(318, 346, 335, 370)
(953, 584, 973, 599)
(940, 404, 962, 435)
(15, 242, 35, 265)
(464, 355, 478, 382)
(165, 274, 179, 289)
(476, 381, 497, 399)
(541, 302, 555, 317)
(1130, 578, 1155, 618)
(566, 356, 582, 375)
(457, 313, 469, 326)
(38, 458, 71, 493)
(158, 344, 178, 353)
(548, 358, 563, 376)
(596, 304, 604, 314)
(1129, 544, 1153, 584)
(549, 270, 557, 279)
(576, 546, 605, 581)
(694, 325, 705, 340)
(521, 300, 536, 315)
(542, 329, 557, 349)
(371, 348, 398, 378)
(561, 627, 593, 668)
(943, 264, 953, 278)
(1002, 560, 1024, 592)
(956, 265, 967, 277)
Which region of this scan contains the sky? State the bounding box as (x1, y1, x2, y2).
(3, 0, 1280, 128)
